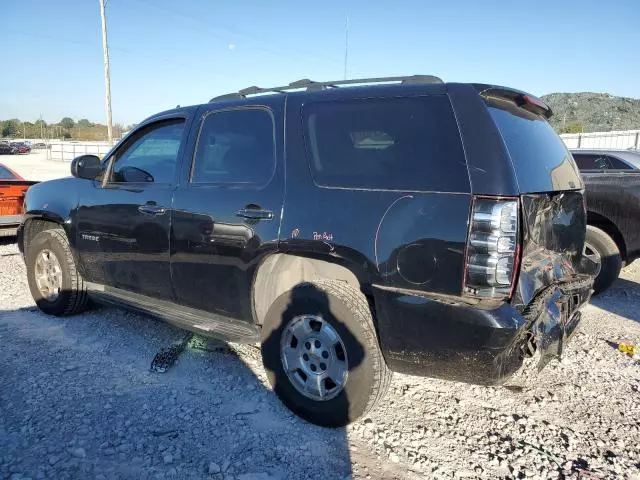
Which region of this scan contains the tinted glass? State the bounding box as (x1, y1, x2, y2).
(111, 120, 185, 184)
(0, 165, 18, 179)
(572, 154, 632, 171)
(487, 98, 582, 192)
(192, 109, 275, 185)
(606, 156, 632, 170)
(572, 154, 599, 170)
(303, 96, 469, 192)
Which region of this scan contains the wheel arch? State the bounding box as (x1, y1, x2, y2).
(21, 217, 66, 253)
(587, 211, 627, 261)
(252, 252, 373, 326)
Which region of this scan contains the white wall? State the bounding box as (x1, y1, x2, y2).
(561, 129, 640, 150)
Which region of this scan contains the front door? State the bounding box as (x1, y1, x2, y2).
(75, 116, 189, 299)
(171, 101, 285, 321)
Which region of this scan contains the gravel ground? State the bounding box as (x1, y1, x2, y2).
(1, 235, 640, 478)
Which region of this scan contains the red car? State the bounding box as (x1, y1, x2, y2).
(0, 164, 37, 237)
(10, 142, 31, 154)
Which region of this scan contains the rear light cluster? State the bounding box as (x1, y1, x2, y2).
(463, 197, 520, 298)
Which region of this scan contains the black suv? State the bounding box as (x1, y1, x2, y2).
(18, 76, 594, 426)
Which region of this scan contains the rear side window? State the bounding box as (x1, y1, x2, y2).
(303, 96, 468, 192)
(607, 156, 633, 170)
(191, 108, 275, 185)
(486, 97, 582, 192)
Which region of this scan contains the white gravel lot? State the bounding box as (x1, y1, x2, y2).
(1, 151, 70, 181)
(1, 154, 640, 480)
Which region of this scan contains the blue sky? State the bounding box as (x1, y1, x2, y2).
(2, 0, 639, 125)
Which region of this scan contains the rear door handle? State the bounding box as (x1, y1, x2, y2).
(138, 205, 166, 215)
(236, 208, 274, 220)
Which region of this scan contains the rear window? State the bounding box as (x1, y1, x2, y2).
(303, 96, 469, 192)
(486, 97, 582, 192)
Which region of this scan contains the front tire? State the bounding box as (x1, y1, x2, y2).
(261, 280, 392, 427)
(585, 225, 622, 295)
(26, 228, 89, 316)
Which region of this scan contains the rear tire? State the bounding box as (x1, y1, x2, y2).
(585, 225, 622, 295)
(260, 280, 392, 427)
(26, 228, 89, 316)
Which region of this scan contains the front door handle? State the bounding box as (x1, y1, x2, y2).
(138, 204, 166, 215)
(236, 208, 274, 220)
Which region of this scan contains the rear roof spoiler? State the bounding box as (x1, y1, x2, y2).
(473, 84, 553, 119)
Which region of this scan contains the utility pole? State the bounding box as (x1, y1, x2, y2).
(343, 16, 349, 80)
(39, 114, 43, 141)
(99, 0, 113, 144)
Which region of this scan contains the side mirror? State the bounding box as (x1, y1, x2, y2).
(119, 166, 154, 183)
(71, 155, 102, 180)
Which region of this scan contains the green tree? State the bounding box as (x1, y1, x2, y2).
(33, 119, 47, 139)
(1, 119, 19, 137)
(77, 118, 92, 128)
(560, 121, 585, 134)
(22, 121, 34, 138)
(60, 117, 75, 129)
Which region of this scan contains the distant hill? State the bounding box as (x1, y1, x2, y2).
(540, 92, 640, 133)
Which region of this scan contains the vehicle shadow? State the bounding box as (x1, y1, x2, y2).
(261, 283, 364, 428)
(590, 277, 640, 323)
(0, 284, 378, 479)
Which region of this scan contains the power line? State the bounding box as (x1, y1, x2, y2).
(6, 22, 340, 79)
(4, 30, 229, 74)
(129, 0, 342, 66)
(5, 30, 87, 46)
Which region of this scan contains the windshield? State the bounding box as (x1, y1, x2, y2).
(0, 165, 18, 179)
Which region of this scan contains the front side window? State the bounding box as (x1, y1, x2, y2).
(110, 119, 185, 184)
(302, 96, 468, 192)
(191, 108, 275, 185)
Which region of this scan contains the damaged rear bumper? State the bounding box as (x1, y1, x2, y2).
(373, 275, 593, 385)
(518, 276, 592, 371)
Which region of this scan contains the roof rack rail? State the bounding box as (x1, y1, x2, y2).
(209, 75, 443, 102)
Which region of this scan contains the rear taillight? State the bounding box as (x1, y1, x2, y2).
(463, 197, 520, 299)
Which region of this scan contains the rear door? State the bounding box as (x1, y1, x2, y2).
(170, 99, 285, 321)
(283, 89, 473, 297)
(75, 115, 189, 299)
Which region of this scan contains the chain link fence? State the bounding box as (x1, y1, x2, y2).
(46, 142, 113, 161)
